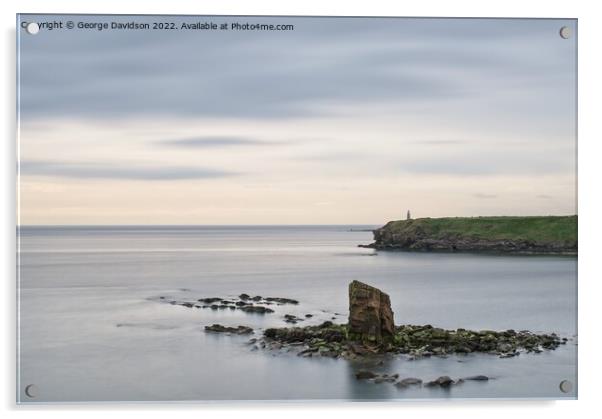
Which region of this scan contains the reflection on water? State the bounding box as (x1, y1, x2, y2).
(18, 226, 577, 402)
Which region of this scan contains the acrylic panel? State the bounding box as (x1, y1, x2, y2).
(16, 14, 577, 403)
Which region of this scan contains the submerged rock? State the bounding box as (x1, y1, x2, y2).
(240, 305, 274, 314)
(396, 377, 423, 388)
(463, 375, 489, 381)
(355, 370, 378, 380)
(426, 376, 455, 388)
(284, 314, 304, 324)
(204, 324, 253, 335)
(348, 280, 395, 346)
(198, 297, 222, 304)
(266, 297, 299, 305)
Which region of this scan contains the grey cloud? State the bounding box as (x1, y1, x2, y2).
(20, 160, 237, 180)
(18, 15, 576, 121)
(409, 140, 468, 146)
(158, 136, 271, 148)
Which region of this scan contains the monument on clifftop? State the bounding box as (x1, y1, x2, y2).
(348, 280, 395, 346)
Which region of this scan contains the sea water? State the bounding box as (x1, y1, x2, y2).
(17, 225, 577, 402)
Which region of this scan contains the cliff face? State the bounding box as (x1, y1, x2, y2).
(364, 216, 577, 255)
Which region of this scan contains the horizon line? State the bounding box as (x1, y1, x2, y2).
(15, 214, 578, 228)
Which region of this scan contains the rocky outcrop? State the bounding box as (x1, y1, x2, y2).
(362, 216, 577, 255)
(152, 293, 298, 315)
(261, 321, 565, 360)
(348, 280, 395, 346)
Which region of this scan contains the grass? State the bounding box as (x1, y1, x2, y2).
(383, 215, 577, 245)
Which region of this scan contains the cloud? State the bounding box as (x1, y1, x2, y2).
(398, 147, 574, 176)
(473, 193, 497, 199)
(19, 160, 237, 180)
(158, 136, 271, 148)
(18, 16, 576, 122)
(409, 140, 468, 146)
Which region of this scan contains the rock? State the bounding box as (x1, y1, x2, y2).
(499, 352, 518, 358)
(348, 280, 395, 346)
(355, 370, 378, 380)
(265, 297, 299, 305)
(240, 306, 274, 314)
(204, 324, 253, 334)
(497, 343, 513, 353)
(426, 376, 454, 387)
(180, 302, 194, 308)
(199, 297, 222, 304)
(374, 376, 395, 384)
(397, 377, 423, 387)
(305, 314, 313, 318)
(251, 295, 262, 301)
(348, 342, 373, 356)
(298, 348, 318, 357)
(284, 314, 303, 324)
(239, 293, 250, 300)
(463, 375, 489, 381)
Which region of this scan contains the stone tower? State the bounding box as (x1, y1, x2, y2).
(407, 210, 411, 220)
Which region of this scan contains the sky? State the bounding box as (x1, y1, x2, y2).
(17, 16, 577, 225)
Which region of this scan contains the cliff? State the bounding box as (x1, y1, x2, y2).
(362, 216, 577, 255)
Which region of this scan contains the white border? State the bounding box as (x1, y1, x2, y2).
(3, 0, 601, 417)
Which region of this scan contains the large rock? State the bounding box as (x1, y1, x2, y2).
(348, 280, 395, 346)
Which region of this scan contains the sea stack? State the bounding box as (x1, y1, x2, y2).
(348, 280, 395, 346)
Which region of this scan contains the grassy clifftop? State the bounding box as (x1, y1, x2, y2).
(368, 216, 577, 254)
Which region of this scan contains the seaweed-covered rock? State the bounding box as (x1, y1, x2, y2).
(240, 306, 274, 314)
(204, 324, 253, 334)
(348, 280, 395, 346)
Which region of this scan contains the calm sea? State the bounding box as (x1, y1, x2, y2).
(17, 225, 577, 402)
